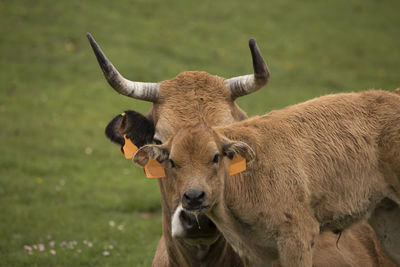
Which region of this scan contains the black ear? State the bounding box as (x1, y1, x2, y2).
(105, 110, 155, 148)
(133, 144, 170, 167)
(222, 138, 255, 163)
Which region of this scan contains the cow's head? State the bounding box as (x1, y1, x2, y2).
(133, 123, 255, 221)
(87, 33, 269, 245)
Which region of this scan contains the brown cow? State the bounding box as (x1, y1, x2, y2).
(133, 90, 400, 266)
(87, 33, 397, 266)
(87, 32, 266, 266)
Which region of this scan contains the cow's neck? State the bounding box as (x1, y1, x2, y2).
(207, 172, 279, 264)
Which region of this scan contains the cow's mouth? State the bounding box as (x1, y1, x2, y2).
(184, 205, 210, 212)
(172, 206, 219, 245)
(180, 209, 214, 231)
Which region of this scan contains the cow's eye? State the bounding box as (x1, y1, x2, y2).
(213, 153, 219, 163)
(169, 159, 176, 168)
(153, 138, 162, 145)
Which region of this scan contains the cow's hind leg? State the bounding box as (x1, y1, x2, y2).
(276, 214, 319, 267)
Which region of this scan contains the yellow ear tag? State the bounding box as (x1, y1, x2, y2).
(229, 154, 247, 176)
(122, 135, 165, 179)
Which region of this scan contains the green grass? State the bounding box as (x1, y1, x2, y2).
(1, 0, 399, 265)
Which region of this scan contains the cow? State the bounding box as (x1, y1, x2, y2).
(87, 33, 397, 266)
(87, 32, 266, 266)
(132, 89, 400, 266)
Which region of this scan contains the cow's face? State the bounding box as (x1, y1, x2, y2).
(134, 124, 255, 236)
(133, 125, 225, 243)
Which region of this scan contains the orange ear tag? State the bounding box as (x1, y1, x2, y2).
(122, 135, 138, 159)
(122, 135, 166, 179)
(144, 158, 166, 178)
(229, 154, 247, 176)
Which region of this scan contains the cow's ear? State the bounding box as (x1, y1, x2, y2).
(105, 110, 155, 147)
(133, 144, 169, 167)
(105, 113, 126, 146)
(222, 139, 255, 163)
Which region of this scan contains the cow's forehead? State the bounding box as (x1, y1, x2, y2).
(159, 71, 229, 99)
(169, 125, 220, 162)
(153, 71, 236, 142)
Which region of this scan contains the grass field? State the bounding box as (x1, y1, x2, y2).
(1, 0, 399, 265)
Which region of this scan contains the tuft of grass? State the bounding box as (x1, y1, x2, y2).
(1, 0, 399, 265)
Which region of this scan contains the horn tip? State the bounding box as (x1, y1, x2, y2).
(86, 32, 92, 39)
(249, 38, 256, 48)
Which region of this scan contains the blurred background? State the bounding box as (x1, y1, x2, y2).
(1, 0, 399, 265)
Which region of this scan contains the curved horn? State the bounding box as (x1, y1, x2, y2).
(225, 38, 270, 99)
(86, 33, 160, 102)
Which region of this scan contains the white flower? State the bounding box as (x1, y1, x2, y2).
(85, 147, 93, 155)
(38, 244, 45, 251)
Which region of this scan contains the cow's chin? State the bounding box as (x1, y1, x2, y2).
(171, 205, 219, 246)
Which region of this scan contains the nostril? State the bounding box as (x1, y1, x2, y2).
(183, 190, 206, 208)
(198, 191, 205, 201)
(183, 192, 190, 202)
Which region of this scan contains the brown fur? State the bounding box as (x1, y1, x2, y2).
(153, 71, 247, 144)
(272, 221, 397, 267)
(136, 89, 400, 266)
